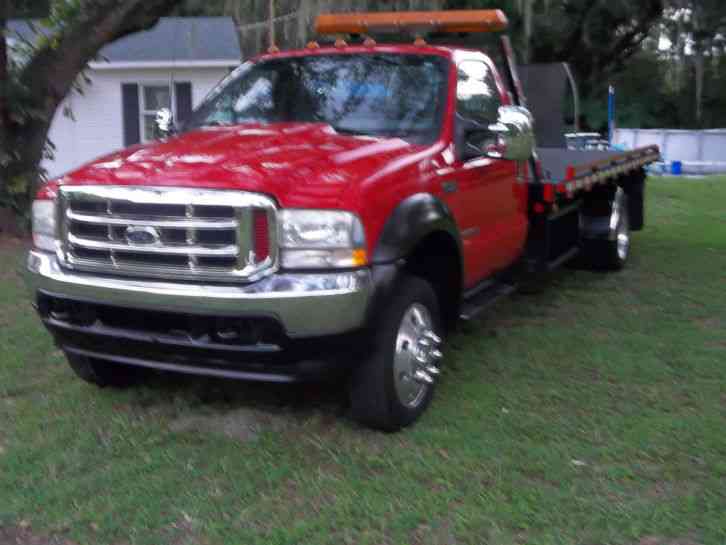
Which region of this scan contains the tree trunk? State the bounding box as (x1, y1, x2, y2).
(694, 50, 704, 126)
(0, 0, 182, 218)
(521, 0, 533, 64)
(691, 2, 705, 127)
(0, 0, 8, 167)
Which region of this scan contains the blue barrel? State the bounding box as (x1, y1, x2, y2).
(671, 161, 682, 175)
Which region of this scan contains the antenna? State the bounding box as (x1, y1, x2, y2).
(169, 17, 177, 120)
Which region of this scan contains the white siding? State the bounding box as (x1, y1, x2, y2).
(43, 66, 232, 179)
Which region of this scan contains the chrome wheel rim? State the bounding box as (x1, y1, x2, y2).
(393, 303, 441, 409)
(616, 206, 630, 261)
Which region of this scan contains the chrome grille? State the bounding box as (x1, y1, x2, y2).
(57, 186, 277, 282)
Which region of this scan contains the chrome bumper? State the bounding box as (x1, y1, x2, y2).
(25, 250, 371, 338)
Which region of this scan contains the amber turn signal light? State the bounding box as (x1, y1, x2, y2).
(315, 10, 508, 36)
(352, 248, 368, 267)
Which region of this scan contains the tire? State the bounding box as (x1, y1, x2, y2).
(66, 353, 148, 388)
(583, 190, 630, 271)
(349, 275, 444, 431)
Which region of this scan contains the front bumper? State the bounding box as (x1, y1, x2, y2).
(25, 250, 373, 382)
(25, 250, 371, 338)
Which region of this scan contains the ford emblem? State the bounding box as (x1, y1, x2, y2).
(125, 225, 161, 246)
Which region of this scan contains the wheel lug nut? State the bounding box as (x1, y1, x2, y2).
(413, 370, 434, 385)
(424, 331, 442, 345)
(430, 349, 443, 360)
(425, 365, 440, 376)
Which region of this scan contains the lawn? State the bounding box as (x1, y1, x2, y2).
(0, 177, 724, 545)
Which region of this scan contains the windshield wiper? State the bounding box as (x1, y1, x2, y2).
(331, 125, 379, 137)
(200, 120, 231, 127)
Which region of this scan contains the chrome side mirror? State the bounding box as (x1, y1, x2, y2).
(485, 105, 535, 161)
(465, 106, 535, 162)
(154, 108, 176, 139)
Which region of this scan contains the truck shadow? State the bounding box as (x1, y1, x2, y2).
(133, 367, 351, 437)
(122, 264, 621, 436)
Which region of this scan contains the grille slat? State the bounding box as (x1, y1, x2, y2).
(67, 210, 238, 229)
(68, 233, 238, 256)
(58, 186, 277, 283)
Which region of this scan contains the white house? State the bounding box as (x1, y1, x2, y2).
(8, 17, 242, 179)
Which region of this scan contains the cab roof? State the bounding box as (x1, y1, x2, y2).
(252, 43, 483, 64)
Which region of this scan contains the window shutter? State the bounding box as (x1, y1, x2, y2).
(175, 82, 193, 126)
(121, 83, 140, 146)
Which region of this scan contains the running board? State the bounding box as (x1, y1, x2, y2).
(547, 246, 580, 271)
(460, 283, 517, 321)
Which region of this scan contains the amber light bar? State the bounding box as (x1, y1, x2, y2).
(315, 10, 508, 36)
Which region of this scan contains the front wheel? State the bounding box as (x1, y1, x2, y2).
(349, 275, 443, 431)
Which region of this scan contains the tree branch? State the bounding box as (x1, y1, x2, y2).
(558, 2, 599, 59)
(1, 0, 182, 217)
(20, 0, 180, 113)
(594, 8, 661, 81)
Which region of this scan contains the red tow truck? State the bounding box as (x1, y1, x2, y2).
(25, 10, 660, 430)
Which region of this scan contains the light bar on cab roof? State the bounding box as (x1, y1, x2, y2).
(315, 10, 508, 36)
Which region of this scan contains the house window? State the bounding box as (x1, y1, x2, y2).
(140, 84, 172, 142)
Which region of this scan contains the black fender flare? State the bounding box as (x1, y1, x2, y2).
(365, 193, 464, 329)
(371, 192, 463, 265)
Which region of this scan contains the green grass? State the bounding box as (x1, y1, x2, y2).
(1, 177, 725, 545)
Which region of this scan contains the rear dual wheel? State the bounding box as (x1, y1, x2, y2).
(583, 189, 631, 270)
(349, 275, 444, 431)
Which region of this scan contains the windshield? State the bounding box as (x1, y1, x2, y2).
(186, 53, 449, 143)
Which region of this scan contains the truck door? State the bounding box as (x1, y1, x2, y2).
(444, 57, 528, 288)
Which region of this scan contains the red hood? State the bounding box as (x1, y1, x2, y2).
(61, 123, 427, 208)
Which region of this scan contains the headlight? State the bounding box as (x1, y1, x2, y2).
(32, 200, 57, 253)
(278, 210, 367, 269)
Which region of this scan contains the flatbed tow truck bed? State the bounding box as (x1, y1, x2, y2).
(535, 145, 660, 202)
(520, 145, 660, 274)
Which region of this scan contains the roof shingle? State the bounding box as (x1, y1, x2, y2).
(7, 17, 242, 64)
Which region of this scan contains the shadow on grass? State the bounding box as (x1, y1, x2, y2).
(110, 263, 620, 435)
(134, 368, 349, 414)
(116, 365, 354, 440)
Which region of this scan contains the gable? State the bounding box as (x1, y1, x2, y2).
(100, 17, 241, 63)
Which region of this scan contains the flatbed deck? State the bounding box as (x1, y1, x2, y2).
(535, 145, 660, 202)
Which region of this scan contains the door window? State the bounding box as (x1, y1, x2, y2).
(456, 61, 501, 125)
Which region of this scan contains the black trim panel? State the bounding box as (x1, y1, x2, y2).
(65, 346, 299, 383)
(624, 168, 646, 231)
(39, 293, 362, 382)
(43, 316, 282, 354)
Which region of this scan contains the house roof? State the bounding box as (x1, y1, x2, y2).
(7, 17, 242, 68)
